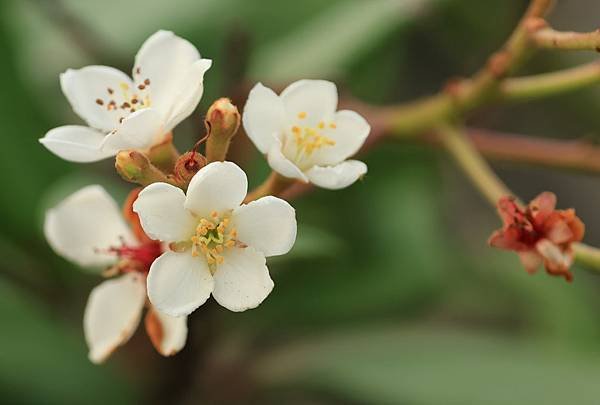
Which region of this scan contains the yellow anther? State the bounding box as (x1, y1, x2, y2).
(189, 211, 239, 266)
(298, 111, 307, 119)
(289, 122, 336, 159)
(329, 122, 337, 129)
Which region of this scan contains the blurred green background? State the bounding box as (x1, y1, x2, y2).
(3, 0, 600, 403)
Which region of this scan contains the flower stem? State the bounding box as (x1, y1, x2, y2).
(573, 243, 600, 271)
(244, 172, 295, 203)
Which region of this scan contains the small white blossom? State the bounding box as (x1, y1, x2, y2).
(132, 161, 297, 316)
(44, 185, 187, 363)
(242, 80, 370, 189)
(40, 30, 212, 163)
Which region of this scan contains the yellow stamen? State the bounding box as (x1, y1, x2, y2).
(189, 211, 240, 268)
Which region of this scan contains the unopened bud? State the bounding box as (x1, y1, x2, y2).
(205, 98, 241, 162)
(174, 151, 207, 187)
(115, 150, 171, 186)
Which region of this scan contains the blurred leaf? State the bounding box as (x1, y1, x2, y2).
(0, 277, 138, 404)
(275, 223, 346, 261)
(254, 325, 600, 405)
(250, 0, 444, 81)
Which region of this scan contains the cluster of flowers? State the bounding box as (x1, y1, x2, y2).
(40, 31, 371, 363)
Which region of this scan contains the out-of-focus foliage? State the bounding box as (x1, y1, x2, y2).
(2, 0, 600, 403)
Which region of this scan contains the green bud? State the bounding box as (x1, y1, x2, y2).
(205, 98, 241, 162)
(115, 150, 172, 186)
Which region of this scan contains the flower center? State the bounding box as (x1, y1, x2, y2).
(285, 112, 336, 169)
(94, 68, 153, 125)
(106, 238, 163, 274)
(190, 211, 239, 266)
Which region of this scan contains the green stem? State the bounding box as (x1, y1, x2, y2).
(500, 62, 600, 102)
(388, 61, 600, 137)
(531, 26, 600, 51)
(437, 124, 514, 206)
(573, 243, 600, 270)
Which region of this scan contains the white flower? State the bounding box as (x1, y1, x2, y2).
(40, 30, 212, 163)
(242, 80, 370, 189)
(44, 185, 187, 363)
(132, 161, 297, 316)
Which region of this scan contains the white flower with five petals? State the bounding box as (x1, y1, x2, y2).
(44, 185, 187, 363)
(40, 30, 212, 163)
(242, 80, 370, 189)
(132, 161, 297, 316)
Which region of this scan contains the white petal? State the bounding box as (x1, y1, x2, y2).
(101, 108, 163, 153)
(184, 161, 248, 218)
(266, 137, 308, 182)
(39, 125, 114, 162)
(305, 160, 367, 190)
(145, 307, 188, 356)
(232, 196, 297, 257)
(60, 66, 133, 131)
(242, 83, 285, 153)
(84, 273, 146, 364)
(213, 247, 273, 312)
(280, 80, 337, 126)
(147, 251, 214, 317)
(134, 30, 202, 120)
(164, 59, 212, 131)
(133, 183, 196, 243)
(313, 110, 370, 166)
(44, 185, 135, 268)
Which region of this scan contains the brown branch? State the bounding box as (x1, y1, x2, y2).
(463, 129, 600, 173)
